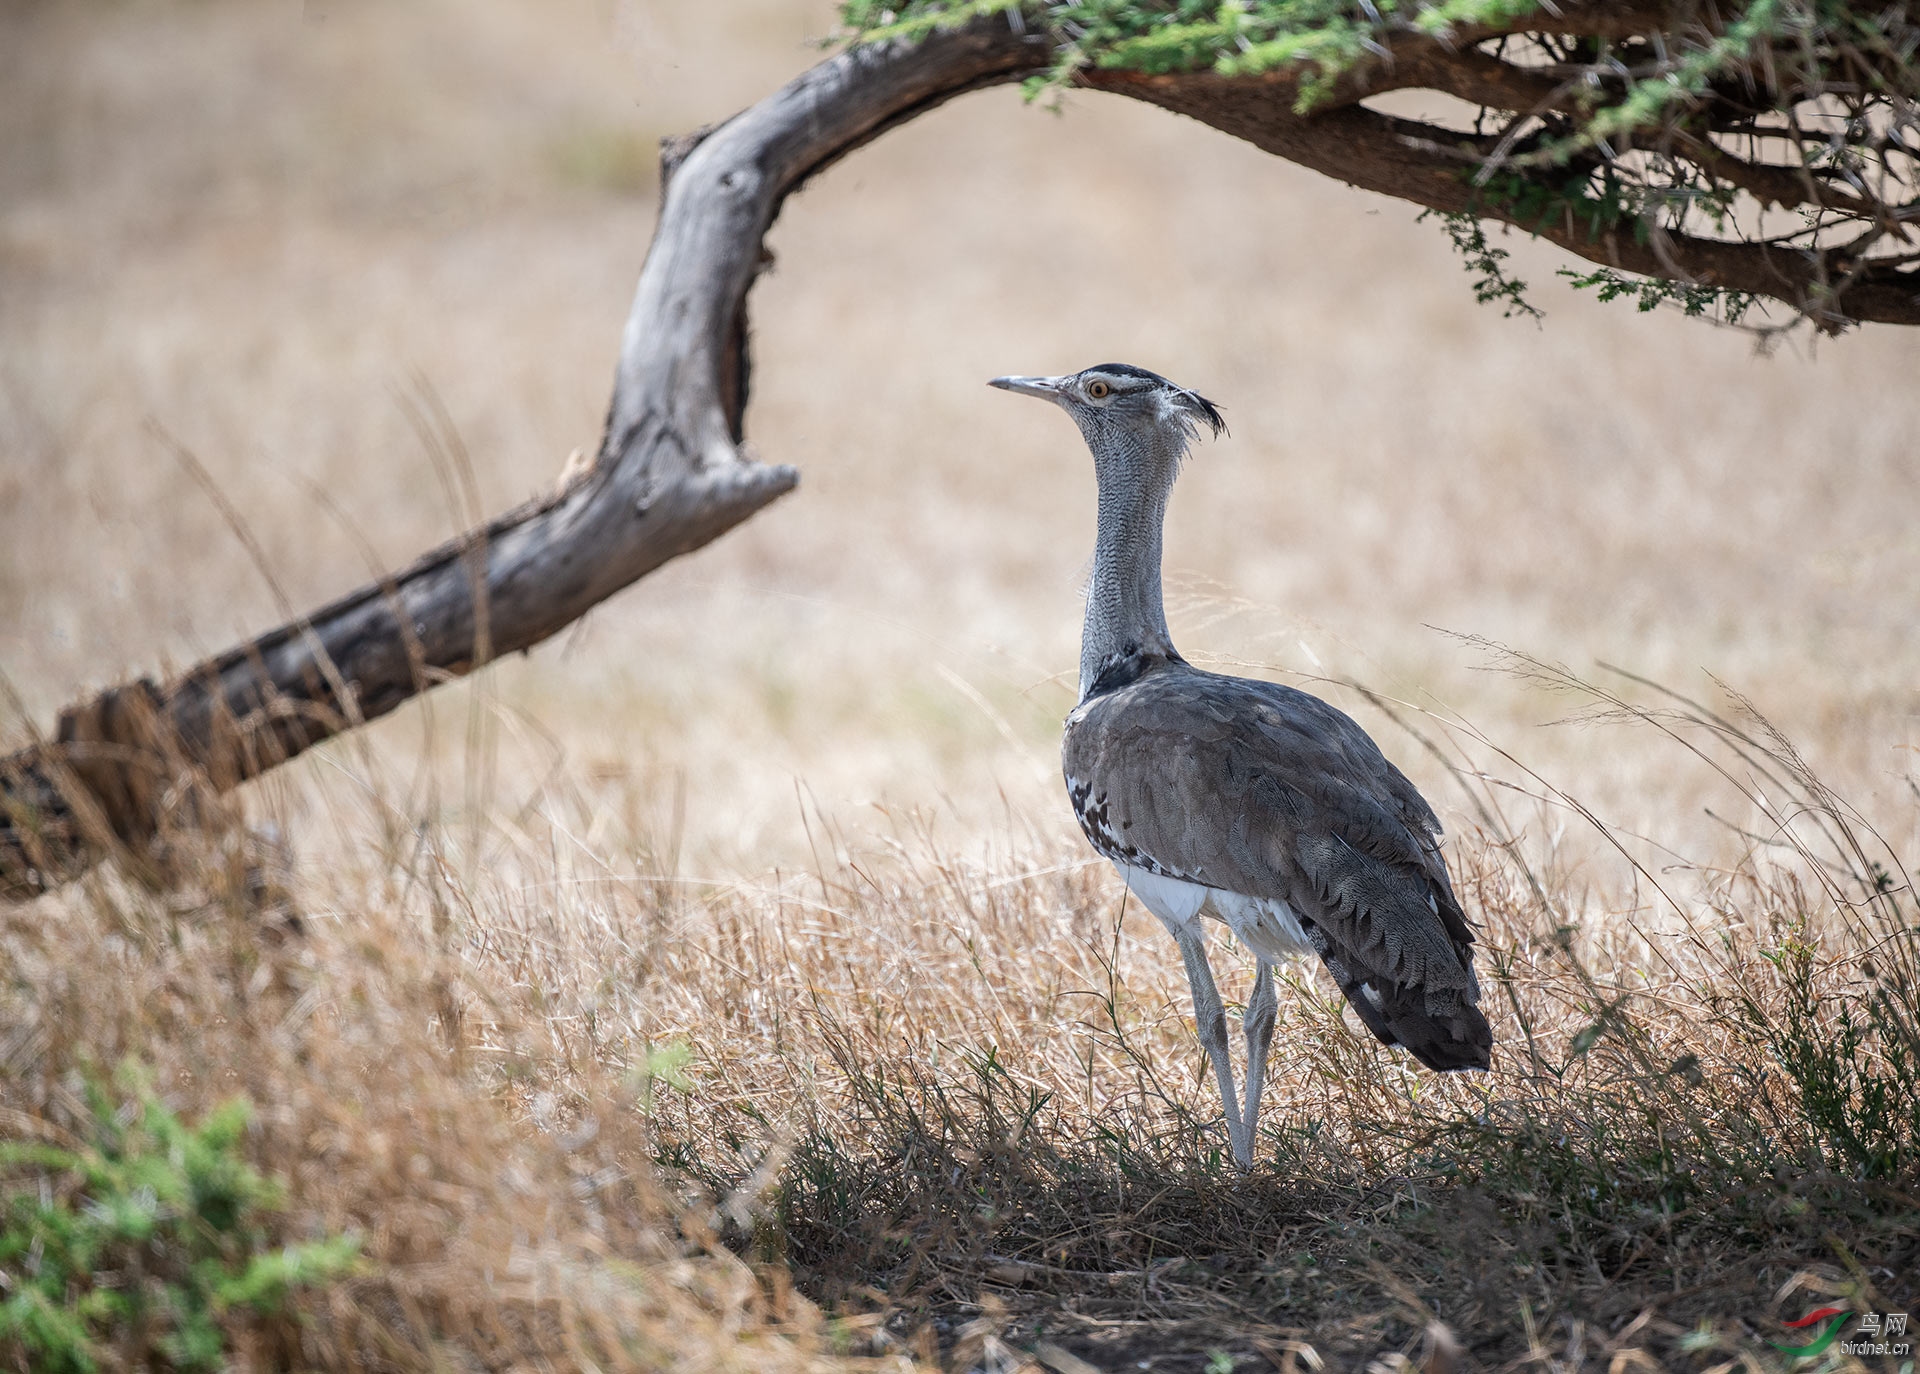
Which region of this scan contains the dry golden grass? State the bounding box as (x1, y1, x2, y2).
(3, 1, 1918, 1370)
(0, 830, 920, 1371)
(8, 673, 1912, 1369)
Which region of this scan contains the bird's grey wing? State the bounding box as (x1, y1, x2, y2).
(1064, 670, 1491, 1071)
(1248, 683, 1482, 958)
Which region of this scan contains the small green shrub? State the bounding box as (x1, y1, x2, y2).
(1757, 923, 1920, 1180)
(0, 1068, 359, 1374)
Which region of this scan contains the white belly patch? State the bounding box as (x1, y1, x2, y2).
(1115, 862, 1314, 964)
(1118, 864, 1207, 925)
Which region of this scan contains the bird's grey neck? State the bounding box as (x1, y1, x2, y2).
(1080, 431, 1182, 701)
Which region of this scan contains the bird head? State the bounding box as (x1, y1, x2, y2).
(989, 364, 1226, 461)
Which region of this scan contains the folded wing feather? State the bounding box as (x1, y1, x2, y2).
(1064, 663, 1491, 1071)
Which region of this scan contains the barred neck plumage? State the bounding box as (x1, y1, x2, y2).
(1078, 423, 1185, 701)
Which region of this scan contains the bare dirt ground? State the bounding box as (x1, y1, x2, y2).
(3, 3, 1915, 1371)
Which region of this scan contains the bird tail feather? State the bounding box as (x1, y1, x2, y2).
(1340, 974, 1492, 1071)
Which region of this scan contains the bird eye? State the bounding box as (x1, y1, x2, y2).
(1086, 380, 1111, 399)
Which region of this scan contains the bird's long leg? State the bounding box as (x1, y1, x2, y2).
(1240, 960, 1278, 1159)
(1158, 914, 1248, 1168)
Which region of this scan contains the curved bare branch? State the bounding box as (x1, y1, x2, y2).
(0, 22, 1050, 899)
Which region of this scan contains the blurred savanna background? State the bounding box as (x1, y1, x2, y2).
(1, 2, 1916, 1371)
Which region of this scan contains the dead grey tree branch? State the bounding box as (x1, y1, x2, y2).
(0, 20, 1052, 899)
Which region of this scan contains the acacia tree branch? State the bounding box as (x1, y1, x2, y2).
(1668, 129, 1876, 215)
(1077, 67, 1920, 323)
(7, 12, 1919, 898)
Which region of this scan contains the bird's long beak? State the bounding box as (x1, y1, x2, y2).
(988, 374, 1067, 402)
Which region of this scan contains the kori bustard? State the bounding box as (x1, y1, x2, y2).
(990, 363, 1491, 1169)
